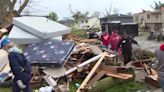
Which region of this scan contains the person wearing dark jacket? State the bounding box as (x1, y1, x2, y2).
(8, 52, 32, 92)
(116, 32, 138, 65)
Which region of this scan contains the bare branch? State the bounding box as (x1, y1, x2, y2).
(9, 0, 17, 11)
(18, 0, 29, 14)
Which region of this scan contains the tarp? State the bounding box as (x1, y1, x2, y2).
(9, 26, 62, 44)
(13, 17, 70, 39)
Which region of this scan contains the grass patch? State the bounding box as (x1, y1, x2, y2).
(0, 87, 12, 92)
(105, 80, 148, 92)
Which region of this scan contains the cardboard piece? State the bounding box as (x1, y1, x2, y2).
(9, 26, 62, 44)
(13, 17, 70, 39)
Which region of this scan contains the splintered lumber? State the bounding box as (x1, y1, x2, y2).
(106, 72, 133, 79)
(88, 70, 107, 84)
(73, 41, 88, 51)
(76, 52, 107, 92)
(150, 68, 157, 76)
(80, 39, 97, 43)
(43, 75, 57, 87)
(64, 53, 103, 76)
(88, 77, 129, 92)
(143, 63, 151, 75)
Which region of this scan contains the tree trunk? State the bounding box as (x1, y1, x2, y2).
(0, 0, 10, 23)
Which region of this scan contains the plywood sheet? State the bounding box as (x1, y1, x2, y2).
(42, 67, 66, 78)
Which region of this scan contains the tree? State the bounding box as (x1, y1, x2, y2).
(47, 12, 58, 21)
(150, 1, 164, 10)
(113, 8, 119, 14)
(72, 11, 89, 21)
(0, 0, 30, 27)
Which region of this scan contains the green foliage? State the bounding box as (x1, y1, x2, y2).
(70, 27, 87, 38)
(47, 12, 58, 21)
(72, 11, 89, 21)
(151, 1, 164, 10)
(0, 87, 11, 92)
(105, 81, 148, 92)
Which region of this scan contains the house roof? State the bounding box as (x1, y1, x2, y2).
(59, 19, 74, 23)
(101, 14, 132, 19)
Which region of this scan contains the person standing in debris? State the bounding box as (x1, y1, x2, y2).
(0, 31, 31, 92)
(155, 44, 164, 91)
(116, 32, 138, 65)
(110, 31, 120, 51)
(101, 31, 111, 49)
(8, 52, 32, 92)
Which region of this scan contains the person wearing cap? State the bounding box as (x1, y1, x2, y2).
(155, 44, 164, 91)
(0, 31, 31, 92)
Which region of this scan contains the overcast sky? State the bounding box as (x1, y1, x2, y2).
(25, 0, 164, 20)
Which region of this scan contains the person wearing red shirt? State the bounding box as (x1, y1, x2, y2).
(110, 31, 120, 51)
(101, 31, 110, 49)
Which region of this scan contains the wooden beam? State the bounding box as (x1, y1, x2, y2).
(106, 72, 133, 80)
(143, 63, 151, 75)
(76, 52, 107, 92)
(80, 39, 97, 43)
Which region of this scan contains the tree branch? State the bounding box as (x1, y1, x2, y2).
(18, 0, 29, 14)
(9, 0, 17, 11)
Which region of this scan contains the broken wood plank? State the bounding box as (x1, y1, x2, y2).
(88, 45, 103, 55)
(150, 68, 157, 76)
(43, 75, 57, 87)
(88, 70, 106, 84)
(80, 39, 97, 43)
(98, 64, 118, 73)
(73, 41, 88, 51)
(64, 53, 103, 76)
(76, 52, 107, 92)
(143, 63, 151, 75)
(43, 67, 66, 78)
(106, 72, 133, 80)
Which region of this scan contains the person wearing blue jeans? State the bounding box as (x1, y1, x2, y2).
(155, 44, 164, 92)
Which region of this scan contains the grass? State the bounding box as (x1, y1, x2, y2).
(69, 79, 149, 92)
(0, 87, 12, 92)
(105, 80, 149, 92)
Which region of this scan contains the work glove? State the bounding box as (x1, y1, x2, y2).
(16, 80, 26, 89)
